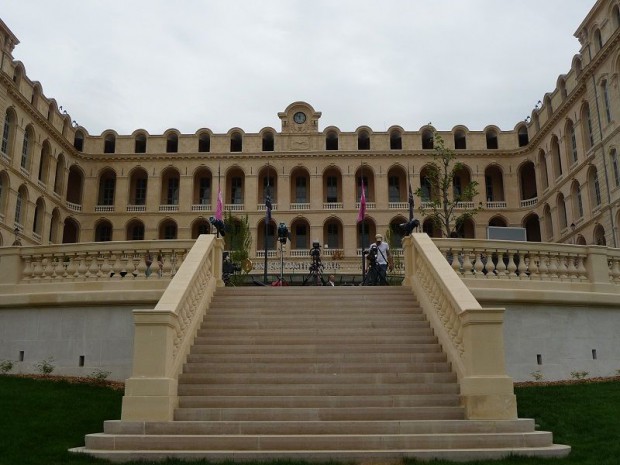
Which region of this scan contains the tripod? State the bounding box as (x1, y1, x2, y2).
(303, 259, 324, 286)
(362, 259, 389, 286)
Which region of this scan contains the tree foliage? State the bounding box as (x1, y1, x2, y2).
(415, 131, 482, 237)
(224, 212, 252, 265)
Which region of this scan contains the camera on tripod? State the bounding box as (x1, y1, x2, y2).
(309, 241, 323, 270)
(364, 244, 378, 265)
(222, 251, 241, 285)
(277, 223, 289, 245)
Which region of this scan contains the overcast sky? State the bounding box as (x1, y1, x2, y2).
(2, 1, 594, 136)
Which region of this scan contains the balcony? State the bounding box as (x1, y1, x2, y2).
(66, 201, 83, 212)
(323, 202, 343, 210)
(159, 204, 179, 212)
(355, 202, 376, 209)
(257, 203, 278, 211)
(388, 202, 409, 209)
(290, 203, 310, 210)
(225, 204, 244, 212)
(191, 204, 212, 212)
(455, 202, 475, 209)
(486, 201, 507, 209)
(95, 205, 115, 213)
(127, 205, 146, 212)
(520, 197, 538, 208)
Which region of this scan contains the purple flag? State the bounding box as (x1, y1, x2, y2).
(215, 186, 223, 221)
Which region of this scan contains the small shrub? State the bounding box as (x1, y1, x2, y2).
(570, 370, 589, 380)
(0, 360, 14, 374)
(530, 370, 544, 381)
(89, 369, 111, 383)
(34, 357, 55, 375)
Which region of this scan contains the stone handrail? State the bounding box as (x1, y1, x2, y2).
(433, 238, 620, 295)
(121, 234, 224, 421)
(402, 234, 517, 420)
(0, 240, 196, 286)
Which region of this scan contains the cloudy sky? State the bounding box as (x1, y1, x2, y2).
(2, 1, 593, 136)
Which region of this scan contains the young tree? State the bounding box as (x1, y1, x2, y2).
(415, 131, 482, 237)
(224, 212, 252, 267)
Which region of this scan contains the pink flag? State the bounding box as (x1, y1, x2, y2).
(357, 179, 366, 223)
(215, 186, 223, 221)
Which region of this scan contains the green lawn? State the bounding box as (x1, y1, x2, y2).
(1, 376, 619, 465)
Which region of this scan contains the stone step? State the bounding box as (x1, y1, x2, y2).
(195, 327, 434, 337)
(177, 383, 460, 397)
(205, 307, 422, 316)
(173, 406, 465, 422)
(181, 362, 452, 374)
(103, 418, 538, 436)
(200, 315, 429, 328)
(73, 445, 572, 462)
(185, 352, 448, 364)
(192, 335, 439, 345)
(189, 343, 444, 354)
(177, 372, 457, 385)
(86, 431, 555, 451)
(177, 394, 460, 409)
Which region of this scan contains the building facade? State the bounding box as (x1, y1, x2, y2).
(1, 0, 620, 258)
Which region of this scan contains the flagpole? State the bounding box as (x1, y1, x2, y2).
(264, 164, 270, 284)
(360, 163, 365, 284)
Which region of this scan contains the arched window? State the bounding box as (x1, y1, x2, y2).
(517, 125, 529, 147)
(559, 78, 567, 100)
(38, 142, 51, 185)
(98, 170, 116, 206)
(602, 80, 612, 123)
(326, 131, 338, 150)
(389, 130, 402, 150)
(582, 103, 594, 150)
(159, 219, 178, 239)
(543, 204, 553, 241)
(20, 127, 33, 171)
(104, 134, 116, 154)
(485, 130, 498, 149)
(557, 193, 567, 231)
(538, 149, 549, 190)
(614, 4, 620, 29)
(357, 131, 370, 150)
(73, 130, 84, 152)
(0, 172, 6, 218)
(566, 120, 578, 165)
(611, 149, 620, 187)
(550, 136, 562, 179)
(454, 130, 466, 149)
(198, 133, 210, 152)
(33, 197, 45, 237)
(571, 181, 584, 220)
(588, 166, 602, 208)
(15, 186, 27, 226)
(594, 29, 603, 51)
(166, 133, 178, 153)
(422, 129, 434, 149)
(594, 224, 606, 246)
(230, 132, 242, 152)
(127, 219, 145, 241)
(135, 133, 147, 153)
(95, 220, 113, 242)
(262, 132, 274, 151)
(1, 109, 16, 158)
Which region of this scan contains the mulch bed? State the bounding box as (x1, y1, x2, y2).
(514, 375, 620, 388)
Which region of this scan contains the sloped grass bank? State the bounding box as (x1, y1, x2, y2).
(1, 376, 619, 465)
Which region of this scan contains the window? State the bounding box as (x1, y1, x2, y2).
(327, 223, 339, 248)
(135, 134, 147, 153)
(295, 177, 307, 203)
(163, 223, 177, 239)
(576, 185, 584, 218)
(1, 112, 12, 155)
(454, 130, 466, 149)
(166, 134, 178, 153)
(199, 178, 211, 204)
(421, 176, 432, 201)
(422, 130, 434, 149)
(388, 176, 400, 202)
(326, 176, 338, 202)
(263, 176, 274, 201)
(100, 178, 115, 205)
(326, 131, 338, 150)
(74, 131, 84, 152)
(262, 132, 274, 151)
(453, 177, 462, 198)
(20, 130, 30, 170)
(612, 149, 620, 187)
(295, 224, 308, 249)
(390, 131, 402, 150)
(594, 29, 603, 51)
(135, 178, 147, 205)
(356, 176, 368, 199)
(358, 131, 370, 150)
(104, 134, 115, 154)
(231, 177, 243, 204)
(485, 175, 493, 201)
(583, 104, 594, 149)
(15, 190, 23, 224)
(518, 126, 529, 147)
(131, 224, 144, 240)
(486, 130, 498, 149)
(199, 134, 210, 153)
(167, 178, 179, 204)
(602, 80, 612, 123)
(230, 133, 242, 152)
(95, 222, 112, 242)
(594, 172, 601, 206)
(568, 122, 578, 164)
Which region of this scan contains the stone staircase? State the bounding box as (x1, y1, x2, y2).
(78, 286, 570, 462)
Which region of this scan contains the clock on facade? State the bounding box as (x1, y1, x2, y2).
(293, 112, 306, 124)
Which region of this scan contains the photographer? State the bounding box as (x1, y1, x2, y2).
(365, 234, 391, 285)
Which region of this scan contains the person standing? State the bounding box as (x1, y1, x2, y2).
(374, 234, 391, 285)
(327, 275, 336, 286)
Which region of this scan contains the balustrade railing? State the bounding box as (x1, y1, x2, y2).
(127, 205, 146, 212)
(290, 203, 310, 210)
(520, 197, 538, 208)
(66, 201, 82, 212)
(323, 202, 343, 210)
(159, 204, 179, 212)
(95, 205, 115, 213)
(191, 204, 212, 212)
(225, 204, 244, 211)
(486, 201, 506, 209)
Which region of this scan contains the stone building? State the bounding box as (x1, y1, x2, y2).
(1, 0, 620, 258)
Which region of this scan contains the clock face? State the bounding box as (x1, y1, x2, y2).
(293, 112, 306, 124)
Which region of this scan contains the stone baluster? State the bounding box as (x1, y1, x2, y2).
(43, 255, 55, 280)
(112, 254, 123, 280)
(527, 253, 538, 279)
(506, 250, 517, 278)
(610, 257, 620, 283)
(54, 255, 66, 279)
(451, 249, 460, 274)
(162, 251, 173, 277)
(495, 251, 507, 278)
(462, 251, 473, 275)
(516, 251, 527, 279)
(22, 255, 33, 282)
(66, 254, 78, 279)
(558, 253, 569, 280)
(86, 253, 99, 279)
(538, 252, 549, 279)
(123, 252, 136, 278)
(548, 253, 559, 280)
(32, 256, 44, 281)
(473, 252, 484, 277)
(100, 252, 112, 279)
(576, 254, 588, 281)
(485, 250, 496, 278)
(566, 253, 578, 281)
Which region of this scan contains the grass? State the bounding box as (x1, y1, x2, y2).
(0, 376, 619, 465)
